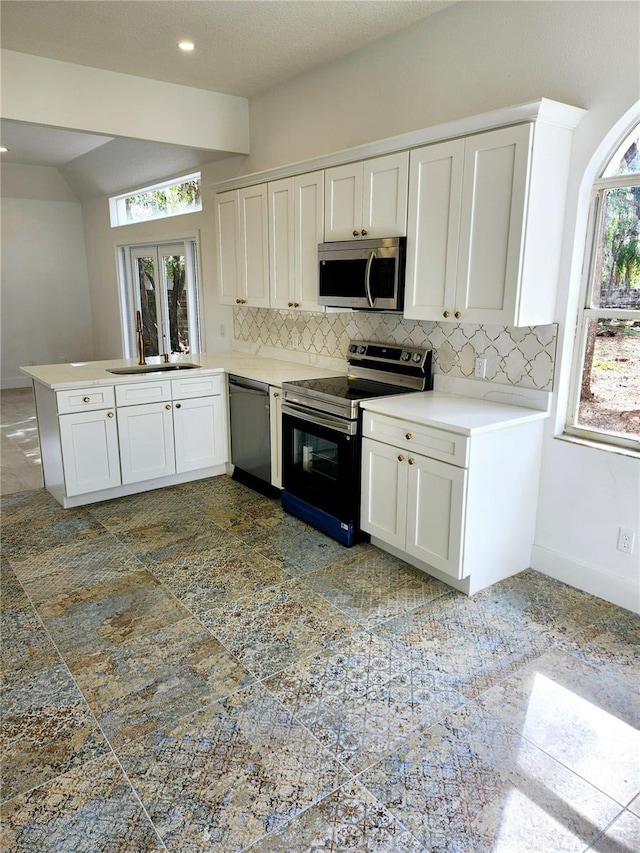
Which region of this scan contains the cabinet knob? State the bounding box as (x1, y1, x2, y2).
(175, 403, 181, 409)
(397, 454, 405, 462)
(352, 230, 359, 237)
(408, 457, 416, 465)
(443, 311, 450, 319)
(288, 302, 293, 307)
(405, 432, 413, 441)
(273, 391, 280, 398)
(294, 302, 300, 308)
(454, 311, 462, 319)
(107, 411, 114, 418)
(165, 404, 171, 410)
(361, 229, 367, 236)
(83, 396, 91, 403)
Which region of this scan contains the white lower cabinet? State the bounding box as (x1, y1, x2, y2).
(34, 372, 229, 507)
(361, 437, 466, 579)
(360, 408, 544, 595)
(59, 408, 121, 496)
(117, 401, 176, 484)
(173, 395, 227, 473)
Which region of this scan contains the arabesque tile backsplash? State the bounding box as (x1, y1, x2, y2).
(233, 308, 557, 391)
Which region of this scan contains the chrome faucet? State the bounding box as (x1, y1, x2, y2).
(136, 310, 146, 365)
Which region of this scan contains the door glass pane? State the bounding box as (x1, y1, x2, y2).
(162, 253, 190, 353)
(591, 187, 640, 310)
(136, 256, 160, 357)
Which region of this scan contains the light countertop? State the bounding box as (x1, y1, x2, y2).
(360, 391, 548, 435)
(20, 352, 343, 391)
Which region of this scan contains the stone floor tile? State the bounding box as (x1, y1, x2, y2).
(73, 616, 255, 748)
(0, 754, 165, 852)
(117, 681, 351, 853)
(0, 605, 59, 689)
(244, 779, 426, 852)
(1, 499, 107, 560)
(201, 577, 360, 679)
(477, 648, 640, 805)
(359, 703, 623, 853)
(588, 810, 640, 852)
(36, 569, 190, 670)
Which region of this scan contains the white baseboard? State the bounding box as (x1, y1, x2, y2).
(531, 544, 640, 614)
(1, 377, 32, 390)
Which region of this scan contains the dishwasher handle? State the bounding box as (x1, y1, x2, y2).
(228, 374, 270, 395)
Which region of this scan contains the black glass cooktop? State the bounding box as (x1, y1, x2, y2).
(284, 375, 412, 401)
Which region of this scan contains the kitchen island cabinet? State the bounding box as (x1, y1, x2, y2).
(360, 395, 548, 595)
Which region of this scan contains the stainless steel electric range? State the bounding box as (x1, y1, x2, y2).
(280, 340, 432, 546)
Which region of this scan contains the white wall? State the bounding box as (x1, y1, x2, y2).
(239, 0, 640, 612)
(1, 163, 94, 387)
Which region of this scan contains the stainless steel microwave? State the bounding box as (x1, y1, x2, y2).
(318, 237, 406, 311)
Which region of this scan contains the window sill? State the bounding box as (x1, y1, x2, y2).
(556, 432, 640, 460)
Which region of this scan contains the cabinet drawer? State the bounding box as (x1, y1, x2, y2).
(115, 381, 172, 406)
(362, 411, 469, 467)
(56, 386, 115, 414)
(171, 373, 223, 400)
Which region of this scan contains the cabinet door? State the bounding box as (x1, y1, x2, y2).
(360, 438, 408, 549)
(215, 190, 241, 306)
(59, 410, 120, 496)
(268, 178, 296, 309)
(173, 396, 227, 473)
(455, 124, 532, 324)
(117, 402, 175, 484)
(362, 152, 409, 239)
(239, 184, 270, 307)
(324, 162, 363, 241)
(405, 453, 467, 579)
(295, 171, 325, 310)
(269, 386, 283, 489)
(404, 140, 464, 322)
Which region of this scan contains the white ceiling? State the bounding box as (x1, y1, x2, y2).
(0, 0, 455, 197)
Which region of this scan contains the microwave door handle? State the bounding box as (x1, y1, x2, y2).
(365, 250, 377, 307)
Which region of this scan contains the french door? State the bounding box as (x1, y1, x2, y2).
(122, 240, 200, 359)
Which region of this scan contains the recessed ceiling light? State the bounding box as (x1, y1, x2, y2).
(178, 41, 195, 52)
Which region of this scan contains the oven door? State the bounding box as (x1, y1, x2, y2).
(281, 403, 360, 522)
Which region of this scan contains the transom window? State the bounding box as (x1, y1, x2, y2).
(109, 173, 202, 227)
(566, 122, 640, 454)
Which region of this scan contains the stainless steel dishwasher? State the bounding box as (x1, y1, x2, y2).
(228, 374, 273, 494)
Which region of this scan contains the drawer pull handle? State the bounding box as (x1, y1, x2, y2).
(405, 432, 413, 441)
(397, 454, 405, 462)
(107, 411, 114, 418)
(408, 457, 416, 465)
(175, 403, 181, 409)
(83, 396, 91, 403)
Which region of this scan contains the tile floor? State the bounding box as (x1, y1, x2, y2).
(1, 392, 639, 852)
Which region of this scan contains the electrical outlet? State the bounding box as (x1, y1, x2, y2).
(617, 527, 636, 554)
(219, 324, 226, 338)
(292, 331, 300, 349)
(474, 357, 486, 379)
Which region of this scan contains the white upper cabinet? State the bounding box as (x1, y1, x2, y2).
(405, 120, 572, 326)
(324, 152, 408, 241)
(216, 185, 270, 307)
(269, 171, 325, 311)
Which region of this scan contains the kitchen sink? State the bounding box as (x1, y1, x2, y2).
(107, 363, 201, 375)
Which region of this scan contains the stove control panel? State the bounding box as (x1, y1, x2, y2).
(348, 340, 430, 371)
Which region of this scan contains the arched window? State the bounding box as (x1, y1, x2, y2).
(566, 122, 640, 453)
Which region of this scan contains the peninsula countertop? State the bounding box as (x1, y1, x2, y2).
(20, 351, 343, 391)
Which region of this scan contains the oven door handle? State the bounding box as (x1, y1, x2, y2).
(365, 250, 377, 308)
(282, 402, 357, 436)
